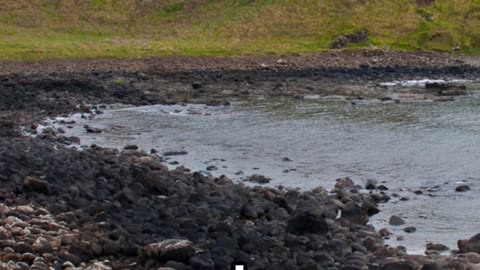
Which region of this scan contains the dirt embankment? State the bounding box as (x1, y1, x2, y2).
(0, 51, 469, 75)
(1, 52, 480, 269)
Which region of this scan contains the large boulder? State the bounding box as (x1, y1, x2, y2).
(458, 233, 480, 253)
(341, 202, 369, 225)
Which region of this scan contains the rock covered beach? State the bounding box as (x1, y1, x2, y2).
(1, 52, 480, 269)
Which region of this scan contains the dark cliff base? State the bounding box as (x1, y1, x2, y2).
(1, 53, 480, 269)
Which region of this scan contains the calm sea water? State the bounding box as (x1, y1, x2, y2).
(49, 88, 480, 254)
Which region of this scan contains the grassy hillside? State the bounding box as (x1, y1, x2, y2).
(1, 0, 480, 60)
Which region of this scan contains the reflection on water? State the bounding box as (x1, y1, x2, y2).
(54, 95, 480, 254)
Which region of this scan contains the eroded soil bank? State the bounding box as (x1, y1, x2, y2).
(1, 52, 480, 270)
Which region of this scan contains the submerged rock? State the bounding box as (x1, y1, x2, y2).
(404, 226, 417, 233)
(455, 185, 470, 192)
(389, 215, 406, 226)
(163, 150, 188, 156)
(206, 165, 218, 171)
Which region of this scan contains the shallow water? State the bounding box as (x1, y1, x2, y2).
(50, 90, 480, 255)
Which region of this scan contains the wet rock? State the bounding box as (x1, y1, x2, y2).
(403, 226, 416, 233)
(282, 157, 292, 162)
(377, 185, 389, 191)
(366, 179, 377, 190)
(389, 215, 406, 226)
(455, 185, 470, 192)
(426, 243, 449, 252)
(362, 199, 380, 216)
(458, 233, 480, 253)
(341, 202, 369, 225)
(163, 150, 188, 156)
(141, 239, 196, 262)
(334, 177, 355, 189)
(246, 174, 271, 184)
(68, 136, 81, 144)
(287, 209, 329, 235)
(85, 126, 102, 133)
(381, 194, 391, 203)
(206, 165, 218, 171)
(23, 176, 50, 194)
(124, 144, 139, 150)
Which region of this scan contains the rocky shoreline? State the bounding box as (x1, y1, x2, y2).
(1, 53, 480, 269)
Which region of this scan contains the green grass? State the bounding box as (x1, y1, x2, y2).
(1, 0, 480, 60)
